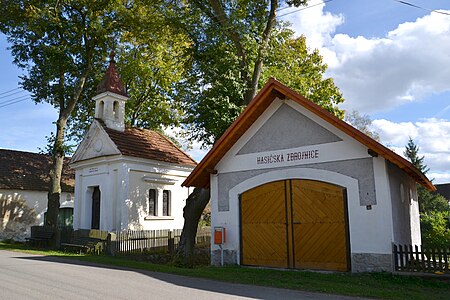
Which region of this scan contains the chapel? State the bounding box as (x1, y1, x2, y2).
(71, 54, 196, 232)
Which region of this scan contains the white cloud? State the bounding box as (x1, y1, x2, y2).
(429, 172, 450, 184)
(330, 13, 450, 113)
(283, 1, 344, 65)
(372, 118, 450, 176)
(286, 5, 450, 113)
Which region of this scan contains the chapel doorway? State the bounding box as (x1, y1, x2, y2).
(91, 186, 101, 230)
(240, 179, 349, 271)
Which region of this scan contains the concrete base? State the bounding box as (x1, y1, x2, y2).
(211, 249, 238, 266)
(351, 253, 393, 272)
(210, 250, 393, 273)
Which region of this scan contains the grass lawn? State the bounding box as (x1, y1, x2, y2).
(1, 241, 449, 299)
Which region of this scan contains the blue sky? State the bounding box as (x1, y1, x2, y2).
(1, 0, 450, 183)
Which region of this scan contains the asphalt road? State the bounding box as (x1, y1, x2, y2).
(0, 250, 368, 300)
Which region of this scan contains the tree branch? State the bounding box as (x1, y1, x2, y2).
(246, 0, 279, 104)
(193, 0, 250, 90)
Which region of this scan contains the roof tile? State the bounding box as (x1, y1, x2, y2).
(96, 56, 127, 97)
(101, 122, 197, 167)
(0, 149, 74, 192)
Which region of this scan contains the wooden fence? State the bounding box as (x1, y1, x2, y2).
(108, 227, 210, 255)
(393, 244, 450, 274)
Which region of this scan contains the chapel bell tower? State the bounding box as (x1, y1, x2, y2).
(93, 51, 128, 132)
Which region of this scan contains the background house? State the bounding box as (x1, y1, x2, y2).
(184, 79, 435, 273)
(434, 183, 450, 203)
(0, 149, 74, 240)
(71, 57, 196, 232)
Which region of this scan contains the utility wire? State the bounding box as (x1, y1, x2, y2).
(394, 0, 450, 16)
(278, 0, 333, 18)
(0, 87, 21, 96)
(0, 94, 30, 105)
(0, 89, 26, 100)
(0, 97, 30, 109)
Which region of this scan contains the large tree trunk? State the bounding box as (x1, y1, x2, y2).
(44, 56, 90, 229)
(45, 116, 68, 228)
(175, 187, 210, 266)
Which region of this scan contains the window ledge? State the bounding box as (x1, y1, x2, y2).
(144, 216, 174, 221)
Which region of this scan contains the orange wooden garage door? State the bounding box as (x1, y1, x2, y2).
(241, 179, 349, 271)
(241, 181, 288, 268)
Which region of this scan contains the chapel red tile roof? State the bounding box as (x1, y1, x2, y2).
(101, 122, 197, 167)
(0, 149, 74, 192)
(96, 52, 128, 97)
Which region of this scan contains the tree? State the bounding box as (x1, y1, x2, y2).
(404, 137, 429, 175)
(402, 138, 448, 214)
(65, 1, 192, 142)
(0, 0, 123, 228)
(173, 0, 345, 265)
(420, 211, 450, 249)
(344, 110, 380, 141)
(404, 138, 450, 248)
(118, 2, 191, 130)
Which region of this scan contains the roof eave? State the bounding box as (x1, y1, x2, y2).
(182, 79, 436, 192)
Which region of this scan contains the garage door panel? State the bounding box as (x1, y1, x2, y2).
(292, 180, 348, 271)
(241, 181, 288, 268)
(242, 224, 287, 268)
(294, 223, 347, 270)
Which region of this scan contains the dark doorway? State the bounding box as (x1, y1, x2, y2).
(91, 186, 101, 229)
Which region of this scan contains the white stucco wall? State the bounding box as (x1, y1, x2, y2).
(72, 156, 193, 232)
(0, 189, 74, 240)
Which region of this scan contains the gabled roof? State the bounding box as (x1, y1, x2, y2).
(182, 78, 435, 191)
(100, 121, 197, 167)
(96, 53, 128, 97)
(0, 149, 74, 192)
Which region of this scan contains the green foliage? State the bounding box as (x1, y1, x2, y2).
(38, 132, 75, 156)
(261, 33, 344, 116)
(118, 2, 190, 131)
(420, 211, 450, 249)
(0, 0, 126, 226)
(418, 186, 450, 214)
(0, 0, 120, 108)
(177, 2, 344, 147)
